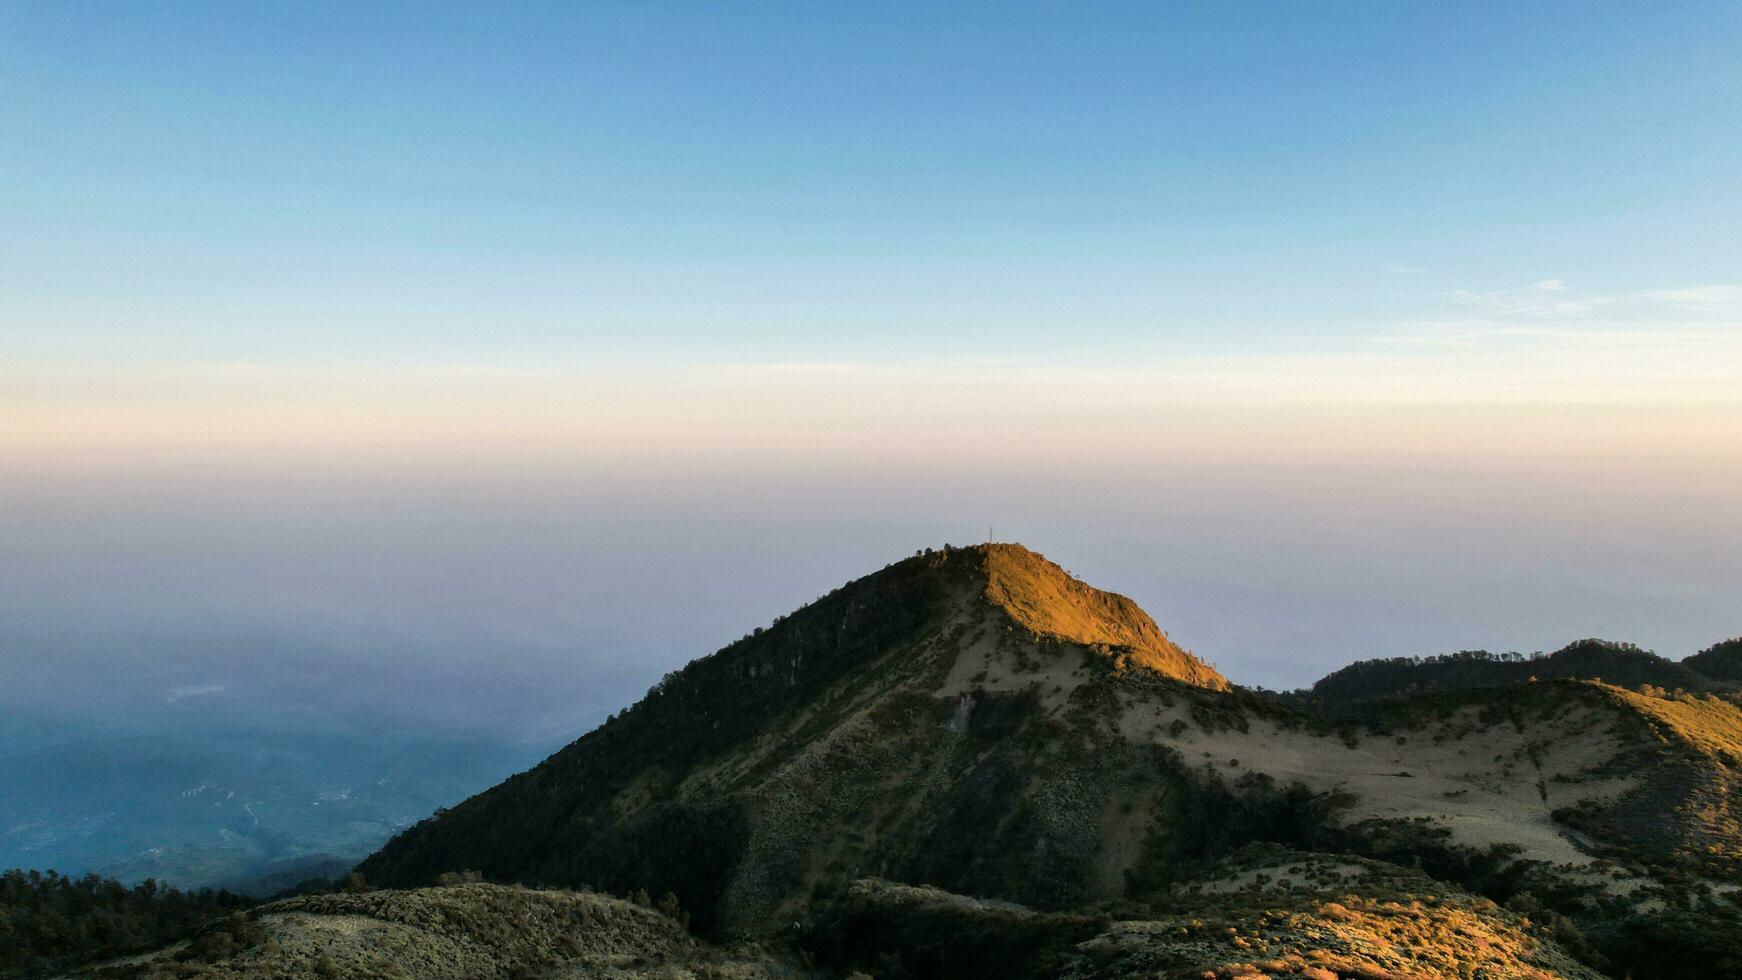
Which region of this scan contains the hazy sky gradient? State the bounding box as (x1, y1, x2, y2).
(3, 3, 1740, 715)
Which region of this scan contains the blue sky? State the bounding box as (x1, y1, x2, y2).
(3, 4, 1741, 694)
(5, 2, 1739, 365)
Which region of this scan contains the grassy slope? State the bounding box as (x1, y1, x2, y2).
(981, 545, 1228, 690)
(1572, 685, 1742, 870)
(63, 883, 792, 979)
(813, 857, 1605, 980)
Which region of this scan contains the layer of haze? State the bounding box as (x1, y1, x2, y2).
(4, 2, 1741, 741)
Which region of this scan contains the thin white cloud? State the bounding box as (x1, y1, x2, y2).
(1634, 284, 1742, 311)
(1439, 279, 1742, 327)
(166, 684, 227, 703)
(1450, 280, 1616, 318)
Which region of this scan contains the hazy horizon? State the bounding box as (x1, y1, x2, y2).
(6, 447, 1738, 709)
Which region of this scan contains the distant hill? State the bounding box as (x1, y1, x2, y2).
(1304, 638, 1718, 707)
(1685, 637, 1742, 681)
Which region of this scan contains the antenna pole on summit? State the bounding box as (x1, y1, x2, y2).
(987, 525, 993, 545)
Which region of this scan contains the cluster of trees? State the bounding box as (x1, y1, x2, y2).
(1305, 640, 1714, 707)
(0, 868, 250, 978)
(1685, 637, 1742, 681)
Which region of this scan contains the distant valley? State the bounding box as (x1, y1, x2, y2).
(0, 711, 554, 896)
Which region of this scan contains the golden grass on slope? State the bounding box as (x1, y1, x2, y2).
(979, 544, 1229, 690)
(833, 873, 1601, 980)
(1608, 685, 1742, 765)
(1071, 891, 1603, 980)
(1598, 685, 1742, 866)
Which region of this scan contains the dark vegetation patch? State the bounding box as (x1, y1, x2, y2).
(1683, 636, 1742, 682)
(806, 882, 1106, 980)
(1582, 897, 1742, 980)
(554, 801, 750, 933)
(1299, 639, 1720, 710)
(0, 869, 251, 979)
(1125, 766, 1355, 895)
(892, 688, 1097, 909)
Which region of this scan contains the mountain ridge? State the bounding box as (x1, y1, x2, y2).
(330, 543, 1742, 979)
(1305, 638, 1721, 707)
(1685, 637, 1742, 682)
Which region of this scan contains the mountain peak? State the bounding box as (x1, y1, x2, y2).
(919, 542, 1229, 690)
(359, 542, 1230, 925)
